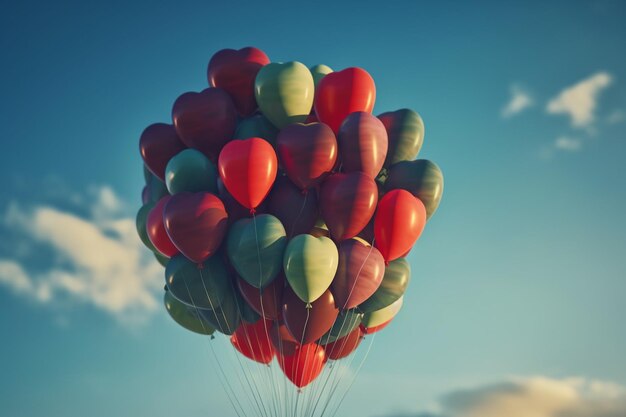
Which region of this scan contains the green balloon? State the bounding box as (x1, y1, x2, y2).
(361, 297, 404, 328)
(227, 214, 287, 288)
(310, 64, 333, 88)
(255, 61, 314, 129)
(165, 255, 230, 310)
(165, 149, 218, 194)
(381, 109, 425, 168)
(237, 291, 262, 324)
(143, 165, 152, 183)
(385, 159, 444, 219)
(235, 114, 279, 146)
(136, 202, 156, 251)
(320, 309, 363, 344)
(154, 251, 169, 267)
(164, 291, 215, 335)
(358, 258, 410, 313)
(283, 234, 338, 303)
(147, 172, 169, 203)
(199, 286, 241, 335)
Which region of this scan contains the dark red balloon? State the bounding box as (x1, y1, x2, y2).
(270, 320, 299, 356)
(282, 287, 339, 345)
(332, 239, 385, 309)
(237, 275, 284, 320)
(146, 196, 179, 257)
(218, 138, 278, 210)
(171, 88, 237, 161)
(337, 112, 388, 179)
(360, 319, 392, 335)
(163, 192, 228, 263)
(230, 318, 275, 364)
(315, 67, 376, 133)
(207, 47, 270, 117)
(139, 123, 186, 181)
(319, 172, 378, 241)
(276, 122, 337, 190)
(268, 175, 319, 238)
(278, 343, 326, 388)
(322, 327, 363, 360)
(374, 189, 426, 263)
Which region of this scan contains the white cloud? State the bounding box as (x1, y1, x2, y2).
(546, 72, 613, 128)
(382, 376, 626, 417)
(501, 85, 533, 118)
(0, 186, 163, 325)
(554, 136, 583, 152)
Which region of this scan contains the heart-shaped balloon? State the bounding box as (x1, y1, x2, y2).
(283, 234, 338, 303)
(230, 318, 275, 364)
(384, 159, 444, 219)
(139, 123, 186, 181)
(163, 192, 228, 263)
(337, 112, 388, 179)
(276, 122, 337, 190)
(255, 62, 314, 129)
(315, 67, 376, 133)
(278, 343, 326, 388)
(237, 275, 285, 320)
(268, 175, 319, 239)
(218, 138, 278, 210)
(374, 189, 426, 262)
(331, 239, 385, 309)
(322, 326, 363, 360)
(147, 195, 179, 257)
(358, 257, 410, 313)
(226, 214, 287, 288)
(319, 172, 378, 241)
(282, 287, 338, 345)
(207, 47, 270, 117)
(378, 109, 424, 168)
(171, 88, 237, 161)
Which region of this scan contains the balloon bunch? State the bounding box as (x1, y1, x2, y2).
(137, 47, 443, 395)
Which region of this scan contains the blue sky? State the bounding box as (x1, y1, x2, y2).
(1, 1, 625, 416)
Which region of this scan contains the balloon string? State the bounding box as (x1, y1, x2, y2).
(293, 306, 311, 414)
(290, 189, 309, 238)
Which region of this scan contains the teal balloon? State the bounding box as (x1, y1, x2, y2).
(199, 286, 241, 335)
(136, 202, 156, 251)
(227, 214, 287, 288)
(143, 165, 152, 183)
(164, 291, 215, 335)
(320, 309, 363, 344)
(384, 159, 444, 219)
(237, 291, 262, 324)
(235, 114, 279, 146)
(147, 172, 169, 203)
(165, 149, 218, 194)
(358, 258, 411, 313)
(165, 255, 230, 310)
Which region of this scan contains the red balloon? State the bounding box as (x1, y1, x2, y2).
(139, 123, 186, 181)
(276, 123, 337, 190)
(270, 320, 299, 356)
(319, 172, 378, 241)
(218, 138, 278, 210)
(322, 327, 363, 360)
(282, 287, 339, 345)
(360, 319, 392, 335)
(374, 189, 426, 262)
(337, 112, 388, 179)
(332, 239, 385, 309)
(171, 88, 237, 161)
(314, 67, 376, 133)
(163, 192, 228, 263)
(230, 318, 275, 364)
(278, 343, 327, 388)
(207, 47, 269, 117)
(237, 275, 285, 320)
(146, 196, 179, 257)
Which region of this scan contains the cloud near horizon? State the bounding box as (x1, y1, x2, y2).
(0, 185, 163, 325)
(379, 376, 626, 417)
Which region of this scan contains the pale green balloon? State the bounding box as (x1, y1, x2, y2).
(283, 234, 338, 303)
(255, 62, 314, 129)
(164, 291, 215, 335)
(309, 64, 333, 88)
(361, 296, 404, 328)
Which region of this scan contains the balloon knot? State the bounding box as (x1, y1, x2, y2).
(384, 260, 390, 266)
(297, 389, 302, 394)
(301, 188, 309, 195)
(210, 335, 215, 340)
(249, 208, 256, 215)
(306, 303, 312, 309)
(196, 263, 204, 270)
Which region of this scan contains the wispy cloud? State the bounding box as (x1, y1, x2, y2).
(378, 376, 626, 417)
(501, 85, 533, 118)
(546, 72, 613, 128)
(554, 136, 583, 152)
(606, 109, 625, 125)
(0, 185, 163, 325)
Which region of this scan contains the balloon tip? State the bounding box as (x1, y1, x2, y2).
(210, 335, 215, 340)
(197, 262, 204, 270)
(249, 208, 256, 215)
(306, 303, 312, 309)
